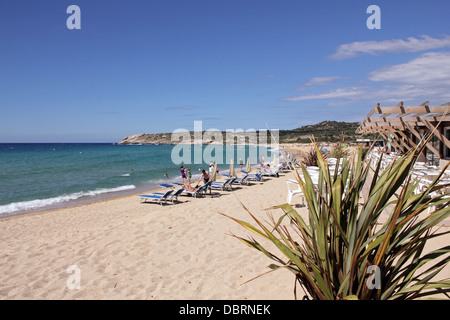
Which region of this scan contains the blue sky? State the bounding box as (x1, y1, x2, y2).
(1, 0, 450, 142)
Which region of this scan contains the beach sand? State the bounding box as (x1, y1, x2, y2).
(0, 170, 301, 300)
(1, 148, 449, 300)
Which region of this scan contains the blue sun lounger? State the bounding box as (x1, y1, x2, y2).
(153, 187, 185, 203)
(138, 190, 173, 205)
(159, 183, 184, 189)
(234, 173, 249, 185)
(211, 178, 233, 191)
(183, 181, 213, 197)
(240, 170, 262, 181)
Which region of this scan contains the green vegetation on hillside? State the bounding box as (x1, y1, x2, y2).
(279, 121, 375, 143)
(118, 121, 377, 145)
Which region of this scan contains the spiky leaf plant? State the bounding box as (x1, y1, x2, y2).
(301, 146, 329, 167)
(328, 141, 349, 160)
(223, 144, 450, 300)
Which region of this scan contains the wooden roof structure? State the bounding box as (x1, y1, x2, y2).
(357, 102, 450, 158)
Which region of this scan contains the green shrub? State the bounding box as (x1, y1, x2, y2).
(223, 144, 450, 300)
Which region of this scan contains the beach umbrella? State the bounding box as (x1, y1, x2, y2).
(210, 163, 218, 181)
(272, 152, 279, 167)
(245, 157, 251, 173)
(229, 159, 235, 177)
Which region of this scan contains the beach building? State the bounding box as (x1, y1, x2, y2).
(356, 102, 450, 168)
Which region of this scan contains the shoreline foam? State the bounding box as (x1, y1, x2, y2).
(0, 154, 263, 219)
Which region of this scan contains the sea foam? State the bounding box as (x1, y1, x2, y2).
(0, 185, 136, 215)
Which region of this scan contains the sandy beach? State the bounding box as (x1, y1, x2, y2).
(1, 145, 449, 300)
(0, 169, 299, 300)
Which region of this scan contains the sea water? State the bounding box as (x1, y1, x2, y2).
(0, 143, 274, 217)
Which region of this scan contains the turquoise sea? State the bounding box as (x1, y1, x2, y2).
(0, 143, 274, 217)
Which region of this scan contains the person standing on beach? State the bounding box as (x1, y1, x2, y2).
(239, 158, 243, 170)
(209, 162, 214, 174)
(183, 168, 194, 191)
(180, 165, 187, 183)
(186, 168, 192, 185)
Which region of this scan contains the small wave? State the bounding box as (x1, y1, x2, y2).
(120, 173, 131, 177)
(0, 185, 136, 215)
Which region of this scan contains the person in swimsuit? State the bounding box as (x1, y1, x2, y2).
(204, 170, 210, 183)
(183, 168, 192, 190)
(180, 165, 187, 182)
(187, 168, 192, 183)
(184, 181, 197, 192)
(196, 169, 210, 186)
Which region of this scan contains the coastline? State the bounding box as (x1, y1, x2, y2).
(1, 143, 448, 300)
(0, 143, 281, 219)
(0, 162, 247, 220)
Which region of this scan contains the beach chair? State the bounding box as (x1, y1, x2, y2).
(211, 178, 233, 191)
(183, 181, 212, 198)
(286, 179, 304, 205)
(234, 173, 249, 185)
(300, 174, 319, 186)
(138, 190, 173, 205)
(199, 181, 214, 196)
(159, 183, 183, 188)
(240, 170, 262, 181)
(182, 187, 203, 198)
(279, 162, 292, 172)
(171, 182, 184, 187)
(153, 188, 185, 203)
(258, 167, 280, 177)
(227, 176, 238, 189)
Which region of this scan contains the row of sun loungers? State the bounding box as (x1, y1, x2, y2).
(138, 170, 267, 205)
(138, 188, 184, 205)
(256, 161, 298, 177)
(285, 159, 344, 205)
(365, 150, 450, 213)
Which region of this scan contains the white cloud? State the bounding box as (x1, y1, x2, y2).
(284, 87, 365, 101)
(368, 51, 450, 87)
(305, 76, 346, 86)
(285, 51, 450, 105)
(330, 35, 450, 59)
(295, 76, 347, 91)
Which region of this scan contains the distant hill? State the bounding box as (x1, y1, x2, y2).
(117, 121, 374, 145)
(279, 121, 374, 143)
